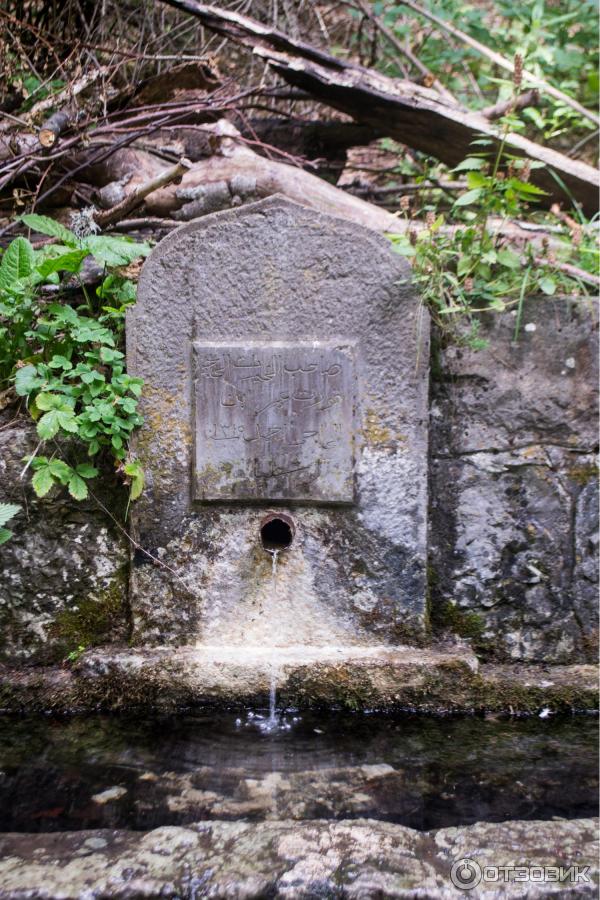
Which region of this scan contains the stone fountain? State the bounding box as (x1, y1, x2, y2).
(121, 195, 476, 703)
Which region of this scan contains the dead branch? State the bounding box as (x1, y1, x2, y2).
(157, 0, 599, 216)
(483, 90, 539, 121)
(350, 0, 457, 104)
(141, 120, 405, 233)
(38, 109, 76, 148)
(533, 258, 600, 289)
(93, 157, 192, 228)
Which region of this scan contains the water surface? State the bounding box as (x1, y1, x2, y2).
(0, 711, 596, 832)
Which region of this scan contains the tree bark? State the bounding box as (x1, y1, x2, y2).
(158, 0, 599, 216)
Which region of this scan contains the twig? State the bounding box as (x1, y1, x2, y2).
(86, 485, 188, 585)
(483, 89, 539, 121)
(533, 258, 600, 288)
(110, 217, 180, 231)
(94, 157, 192, 228)
(350, 0, 458, 104)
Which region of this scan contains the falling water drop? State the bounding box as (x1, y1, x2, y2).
(270, 549, 279, 581)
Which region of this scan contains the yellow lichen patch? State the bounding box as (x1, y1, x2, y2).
(361, 408, 392, 447)
(360, 407, 408, 450)
(134, 384, 193, 487)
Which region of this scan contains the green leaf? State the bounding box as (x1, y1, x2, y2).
(481, 250, 497, 264)
(509, 179, 548, 196)
(466, 171, 489, 189)
(0, 503, 21, 527)
(36, 250, 88, 278)
(14, 364, 42, 396)
(539, 276, 557, 295)
(21, 214, 77, 245)
(0, 528, 13, 545)
(32, 466, 55, 497)
(68, 472, 88, 500)
(454, 188, 483, 207)
(57, 411, 79, 433)
(83, 235, 151, 266)
(37, 410, 61, 440)
(497, 249, 521, 269)
(124, 461, 144, 500)
(453, 157, 487, 172)
(48, 460, 72, 483)
(457, 256, 473, 278)
(75, 463, 98, 479)
(36, 392, 71, 411)
(0, 237, 35, 289)
(48, 354, 73, 370)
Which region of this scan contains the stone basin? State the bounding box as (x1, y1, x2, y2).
(0, 711, 596, 898)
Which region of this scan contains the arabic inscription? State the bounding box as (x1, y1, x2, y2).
(193, 341, 356, 502)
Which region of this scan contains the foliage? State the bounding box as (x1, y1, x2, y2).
(65, 644, 87, 664)
(387, 56, 597, 346)
(0, 215, 149, 505)
(0, 503, 21, 545)
(389, 146, 596, 344)
(368, 0, 598, 152)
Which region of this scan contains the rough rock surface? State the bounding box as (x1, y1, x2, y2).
(0, 817, 596, 898)
(1, 647, 597, 714)
(429, 298, 598, 663)
(0, 417, 129, 663)
(0, 218, 598, 676)
(128, 196, 430, 647)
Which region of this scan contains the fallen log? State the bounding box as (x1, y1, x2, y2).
(158, 0, 599, 216)
(142, 121, 404, 234)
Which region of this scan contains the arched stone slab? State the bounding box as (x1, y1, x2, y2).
(127, 197, 429, 646)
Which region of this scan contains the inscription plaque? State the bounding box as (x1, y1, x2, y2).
(193, 340, 357, 502)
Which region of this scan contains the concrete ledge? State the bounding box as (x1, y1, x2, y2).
(0, 645, 597, 714)
(0, 817, 597, 898)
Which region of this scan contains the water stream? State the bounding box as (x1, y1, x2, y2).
(258, 549, 285, 733)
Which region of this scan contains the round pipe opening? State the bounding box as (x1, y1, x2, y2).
(260, 513, 295, 552)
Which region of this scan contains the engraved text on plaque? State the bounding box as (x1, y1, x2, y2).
(193, 340, 356, 502)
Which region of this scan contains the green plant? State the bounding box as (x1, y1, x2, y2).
(368, 0, 598, 153)
(0, 503, 21, 544)
(388, 56, 596, 345)
(65, 644, 87, 664)
(0, 214, 149, 505)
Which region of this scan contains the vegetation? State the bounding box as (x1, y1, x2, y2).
(0, 215, 148, 507)
(387, 79, 598, 345)
(0, 503, 21, 545)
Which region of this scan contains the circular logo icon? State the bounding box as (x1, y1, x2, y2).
(451, 858, 482, 890)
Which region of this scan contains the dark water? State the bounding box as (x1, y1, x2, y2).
(0, 711, 596, 833)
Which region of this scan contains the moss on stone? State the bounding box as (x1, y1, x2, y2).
(431, 601, 492, 657)
(0, 650, 596, 716)
(568, 462, 599, 485)
(48, 573, 128, 663)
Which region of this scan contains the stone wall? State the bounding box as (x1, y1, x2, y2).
(0, 279, 597, 666)
(429, 297, 598, 662)
(0, 415, 129, 664)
